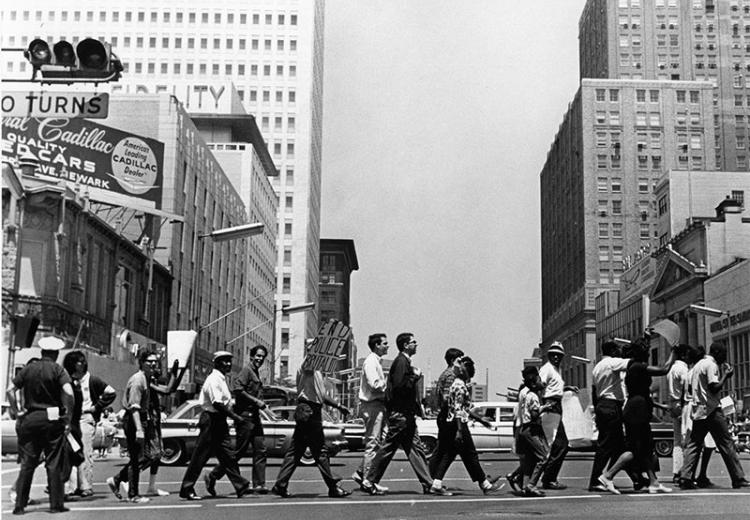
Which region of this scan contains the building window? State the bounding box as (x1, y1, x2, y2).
(609, 111, 620, 125)
(636, 89, 646, 103)
(597, 177, 608, 192)
(612, 223, 623, 238)
(599, 246, 610, 261)
(649, 90, 660, 102)
(596, 89, 606, 101)
(689, 90, 700, 103)
(609, 90, 619, 102)
(638, 178, 650, 193)
(597, 155, 608, 169)
(640, 223, 650, 239)
(611, 178, 622, 193)
(599, 223, 609, 239)
(595, 111, 606, 124)
(636, 112, 647, 125)
(731, 190, 745, 207)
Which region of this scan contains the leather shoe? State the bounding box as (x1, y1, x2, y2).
(49, 507, 70, 513)
(678, 479, 697, 490)
(253, 485, 269, 495)
(522, 486, 545, 497)
(696, 477, 715, 488)
(328, 486, 351, 498)
(425, 485, 453, 496)
(506, 473, 521, 492)
(542, 481, 567, 490)
(271, 485, 292, 498)
(361, 482, 386, 496)
(732, 479, 750, 489)
(236, 483, 252, 498)
(12, 507, 24, 515)
(179, 490, 202, 501)
(204, 473, 217, 497)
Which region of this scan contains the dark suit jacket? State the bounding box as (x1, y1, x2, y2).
(385, 352, 421, 415)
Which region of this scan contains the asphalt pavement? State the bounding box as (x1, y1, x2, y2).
(2, 451, 749, 519)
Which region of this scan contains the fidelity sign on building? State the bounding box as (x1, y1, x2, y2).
(1, 116, 164, 212)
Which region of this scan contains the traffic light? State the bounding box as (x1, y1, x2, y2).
(24, 37, 123, 83)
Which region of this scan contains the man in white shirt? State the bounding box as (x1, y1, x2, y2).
(588, 340, 630, 491)
(352, 334, 389, 489)
(667, 344, 690, 483)
(179, 351, 251, 501)
(679, 342, 749, 489)
(538, 341, 578, 490)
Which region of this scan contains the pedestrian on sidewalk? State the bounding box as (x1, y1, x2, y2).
(429, 347, 464, 478)
(516, 366, 553, 497)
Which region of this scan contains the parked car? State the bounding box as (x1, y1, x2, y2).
(2, 403, 18, 455)
(415, 400, 517, 457)
(117, 400, 348, 466)
(261, 386, 297, 407)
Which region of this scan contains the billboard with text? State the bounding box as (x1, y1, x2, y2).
(2, 116, 164, 211)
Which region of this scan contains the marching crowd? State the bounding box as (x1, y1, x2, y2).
(6, 329, 750, 513)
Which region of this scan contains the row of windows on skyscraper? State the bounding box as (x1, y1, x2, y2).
(5, 10, 299, 27)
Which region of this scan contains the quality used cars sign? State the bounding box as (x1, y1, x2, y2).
(1, 116, 164, 211)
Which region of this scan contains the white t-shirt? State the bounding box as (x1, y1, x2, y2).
(690, 355, 721, 420)
(539, 362, 564, 398)
(592, 356, 629, 401)
(200, 369, 233, 412)
(667, 359, 689, 404)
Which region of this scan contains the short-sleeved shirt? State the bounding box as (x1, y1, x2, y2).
(690, 355, 721, 420)
(539, 362, 564, 399)
(515, 386, 529, 429)
(667, 359, 689, 405)
(446, 378, 471, 423)
(122, 371, 150, 419)
(436, 366, 457, 413)
(12, 358, 71, 411)
(297, 369, 328, 405)
(592, 356, 630, 401)
(200, 369, 233, 412)
(232, 366, 264, 415)
(521, 389, 542, 425)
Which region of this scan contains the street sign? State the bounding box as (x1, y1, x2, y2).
(1, 91, 109, 118)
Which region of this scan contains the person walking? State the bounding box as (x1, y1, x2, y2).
(205, 345, 269, 496)
(6, 336, 75, 514)
(666, 344, 690, 484)
(516, 366, 553, 497)
(587, 340, 630, 492)
(178, 351, 251, 500)
(107, 350, 159, 503)
(352, 334, 389, 489)
(62, 351, 116, 498)
(429, 356, 503, 495)
(678, 342, 750, 490)
(598, 337, 675, 495)
(538, 341, 578, 490)
(361, 333, 435, 496)
(271, 360, 352, 498)
(429, 347, 464, 479)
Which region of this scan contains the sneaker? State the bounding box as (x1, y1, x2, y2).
(426, 484, 453, 496)
(144, 489, 170, 497)
(128, 496, 150, 504)
(361, 481, 385, 496)
(588, 484, 608, 492)
(106, 477, 123, 500)
(482, 480, 505, 495)
(598, 474, 620, 495)
(648, 483, 672, 494)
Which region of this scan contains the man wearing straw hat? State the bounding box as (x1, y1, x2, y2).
(538, 341, 578, 490)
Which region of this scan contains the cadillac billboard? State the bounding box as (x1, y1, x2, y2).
(2, 116, 164, 212)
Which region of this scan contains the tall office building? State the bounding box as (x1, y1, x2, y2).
(579, 0, 750, 171)
(1, 0, 326, 379)
(539, 0, 750, 391)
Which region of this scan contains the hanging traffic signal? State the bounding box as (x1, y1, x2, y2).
(24, 37, 123, 83)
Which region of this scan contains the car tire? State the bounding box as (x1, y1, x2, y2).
(420, 436, 437, 459)
(654, 439, 673, 458)
(161, 439, 186, 466)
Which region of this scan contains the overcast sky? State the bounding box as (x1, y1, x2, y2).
(320, 1, 588, 395)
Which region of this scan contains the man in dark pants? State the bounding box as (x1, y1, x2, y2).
(361, 333, 435, 496)
(179, 351, 251, 500)
(538, 341, 578, 490)
(205, 345, 269, 495)
(588, 340, 630, 491)
(271, 364, 351, 498)
(429, 347, 464, 478)
(107, 349, 158, 503)
(7, 336, 74, 514)
(679, 342, 750, 489)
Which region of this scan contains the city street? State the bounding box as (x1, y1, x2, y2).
(3, 451, 749, 519)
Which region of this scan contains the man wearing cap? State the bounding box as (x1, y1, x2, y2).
(205, 345, 269, 496)
(179, 351, 251, 500)
(7, 336, 75, 514)
(538, 341, 578, 490)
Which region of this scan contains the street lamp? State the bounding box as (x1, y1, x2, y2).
(190, 222, 265, 388)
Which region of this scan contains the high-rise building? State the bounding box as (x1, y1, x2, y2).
(579, 0, 750, 171)
(1, 0, 326, 379)
(540, 0, 750, 392)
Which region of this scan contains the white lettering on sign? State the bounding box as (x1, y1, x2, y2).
(1, 92, 109, 118)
